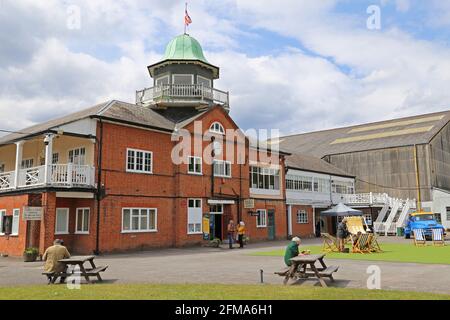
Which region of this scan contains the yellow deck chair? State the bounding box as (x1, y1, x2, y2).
(321, 233, 340, 252)
(346, 216, 367, 235)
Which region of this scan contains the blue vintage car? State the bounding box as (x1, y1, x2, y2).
(404, 212, 445, 239)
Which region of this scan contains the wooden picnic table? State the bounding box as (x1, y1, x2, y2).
(276, 254, 339, 288)
(44, 255, 108, 284)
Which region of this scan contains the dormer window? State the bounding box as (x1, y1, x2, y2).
(210, 122, 225, 135)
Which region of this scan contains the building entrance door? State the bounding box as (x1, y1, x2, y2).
(210, 214, 223, 240)
(268, 209, 275, 240)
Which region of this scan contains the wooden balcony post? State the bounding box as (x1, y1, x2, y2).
(13, 141, 24, 189)
(67, 163, 73, 187)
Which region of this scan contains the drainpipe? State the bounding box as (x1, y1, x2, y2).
(414, 144, 422, 212)
(210, 136, 215, 198)
(94, 120, 104, 255)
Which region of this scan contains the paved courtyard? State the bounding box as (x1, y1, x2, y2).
(0, 237, 449, 295)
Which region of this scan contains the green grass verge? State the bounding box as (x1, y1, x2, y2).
(0, 284, 448, 300)
(252, 243, 450, 265)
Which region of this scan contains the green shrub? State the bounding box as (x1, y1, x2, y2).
(23, 247, 39, 255)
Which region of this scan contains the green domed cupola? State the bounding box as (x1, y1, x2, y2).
(138, 34, 229, 112)
(163, 34, 209, 64)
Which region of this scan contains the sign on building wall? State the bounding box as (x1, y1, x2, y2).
(244, 199, 255, 209)
(22, 207, 43, 221)
(203, 214, 210, 240)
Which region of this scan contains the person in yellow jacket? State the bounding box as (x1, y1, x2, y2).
(237, 221, 246, 249)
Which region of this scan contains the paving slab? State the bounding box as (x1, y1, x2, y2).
(0, 238, 448, 295)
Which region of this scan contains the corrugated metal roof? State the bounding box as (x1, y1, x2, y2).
(278, 110, 450, 158)
(286, 153, 355, 178)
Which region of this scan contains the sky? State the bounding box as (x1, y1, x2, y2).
(0, 0, 449, 136)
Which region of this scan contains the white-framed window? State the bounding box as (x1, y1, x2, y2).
(11, 209, 20, 236)
(172, 74, 194, 85)
(75, 208, 90, 234)
(296, 210, 308, 224)
(122, 208, 157, 233)
(250, 167, 280, 190)
(68, 147, 86, 165)
(209, 204, 223, 215)
(55, 208, 69, 235)
(188, 156, 202, 175)
(446, 207, 450, 221)
(332, 181, 355, 194)
(0, 164, 4, 173)
(0, 210, 5, 235)
(197, 75, 211, 88)
(21, 158, 34, 169)
(209, 122, 225, 135)
(213, 160, 231, 178)
(187, 199, 202, 234)
(257, 209, 267, 228)
(126, 148, 153, 174)
(52, 153, 59, 165)
(155, 75, 170, 86)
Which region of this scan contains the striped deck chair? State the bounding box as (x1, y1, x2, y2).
(432, 229, 445, 246)
(352, 233, 371, 254)
(368, 233, 382, 253)
(413, 229, 426, 247)
(321, 233, 340, 253)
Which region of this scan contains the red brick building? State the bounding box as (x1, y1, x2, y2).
(0, 34, 288, 256)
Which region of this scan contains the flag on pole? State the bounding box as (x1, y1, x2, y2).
(185, 4, 192, 27)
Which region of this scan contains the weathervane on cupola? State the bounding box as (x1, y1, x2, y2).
(135, 3, 229, 112)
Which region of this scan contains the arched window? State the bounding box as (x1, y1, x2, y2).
(209, 122, 225, 135)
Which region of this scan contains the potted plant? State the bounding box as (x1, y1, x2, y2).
(23, 247, 39, 262)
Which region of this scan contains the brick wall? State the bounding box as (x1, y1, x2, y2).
(0, 194, 29, 256)
(290, 205, 315, 238)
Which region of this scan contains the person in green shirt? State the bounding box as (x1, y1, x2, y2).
(284, 237, 302, 266)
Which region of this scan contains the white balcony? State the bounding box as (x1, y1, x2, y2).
(0, 164, 96, 192)
(136, 84, 229, 110)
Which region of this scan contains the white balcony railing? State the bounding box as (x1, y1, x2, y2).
(136, 84, 229, 108)
(0, 171, 15, 191)
(0, 164, 95, 192)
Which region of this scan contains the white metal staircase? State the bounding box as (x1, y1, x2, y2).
(342, 192, 416, 236)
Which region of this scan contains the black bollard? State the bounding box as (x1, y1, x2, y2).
(260, 269, 264, 283)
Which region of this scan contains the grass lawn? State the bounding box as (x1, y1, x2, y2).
(0, 283, 449, 300)
(252, 243, 450, 265)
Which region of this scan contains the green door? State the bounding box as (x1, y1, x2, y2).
(268, 210, 275, 240)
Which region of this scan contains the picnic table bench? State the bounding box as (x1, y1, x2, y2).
(43, 255, 108, 284)
(274, 254, 339, 287)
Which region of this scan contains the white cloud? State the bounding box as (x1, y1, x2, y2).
(0, 0, 449, 137)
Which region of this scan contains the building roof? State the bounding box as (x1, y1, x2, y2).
(278, 110, 450, 158)
(285, 153, 355, 178)
(0, 100, 207, 145)
(163, 34, 209, 63)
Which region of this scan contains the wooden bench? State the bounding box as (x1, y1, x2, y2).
(275, 254, 339, 287)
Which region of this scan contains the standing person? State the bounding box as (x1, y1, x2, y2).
(337, 218, 348, 252)
(43, 239, 71, 284)
(315, 220, 321, 237)
(237, 221, 246, 249)
(227, 220, 236, 249)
